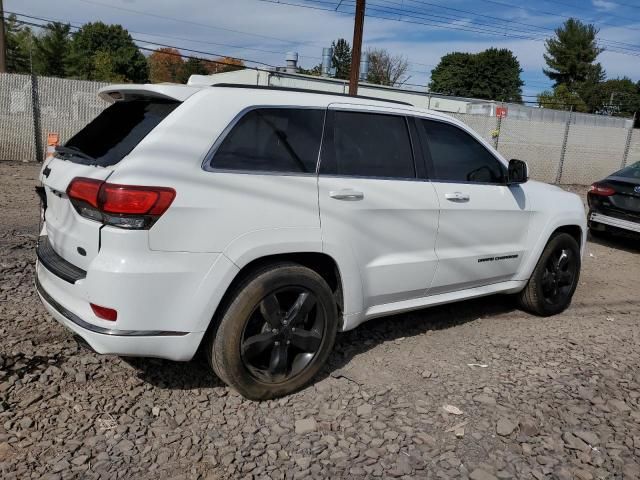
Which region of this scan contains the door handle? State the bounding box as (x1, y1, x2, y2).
(444, 192, 470, 202)
(329, 189, 364, 201)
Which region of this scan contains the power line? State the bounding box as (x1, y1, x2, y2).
(7, 10, 324, 61)
(11, 16, 276, 70)
(73, 0, 327, 48)
(359, 0, 640, 52)
(267, 0, 640, 57)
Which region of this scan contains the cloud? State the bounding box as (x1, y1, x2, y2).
(592, 0, 617, 11)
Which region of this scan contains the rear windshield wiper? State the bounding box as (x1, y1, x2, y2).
(55, 145, 96, 163)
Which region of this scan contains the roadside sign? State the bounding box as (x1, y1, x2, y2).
(496, 107, 508, 118)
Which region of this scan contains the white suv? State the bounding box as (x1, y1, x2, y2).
(36, 83, 586, 399)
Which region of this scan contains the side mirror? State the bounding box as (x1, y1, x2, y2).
(508, 159, 528, 185)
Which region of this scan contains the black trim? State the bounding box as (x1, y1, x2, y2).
(35, 276, 189, 337)
(36, 236, 86, 284)
(210, 83, 413, 106)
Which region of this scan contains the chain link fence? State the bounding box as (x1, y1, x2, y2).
(0, 73, 109, 163)
(1, 72, 637, 185)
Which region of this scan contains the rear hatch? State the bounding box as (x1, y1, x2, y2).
(40, 97, 181, 271)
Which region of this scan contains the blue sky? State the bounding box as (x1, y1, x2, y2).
(10, 0, 640, 99)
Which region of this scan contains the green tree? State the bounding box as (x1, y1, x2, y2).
(586, 77, 640, 116)
(429, 48, 523, 102)
(537, 84, 588, 112)
(5, 14, 34, 73)
(366, 48, 409, 86)
(33, 22, 71, 77)
(178, 57, 209, 83)
(298, 64, 322, 76)
(66, 22, 148, 82)
(543, 18, 604, 90)
(331, 38, 351, 80)
(428, 52, 475, 96)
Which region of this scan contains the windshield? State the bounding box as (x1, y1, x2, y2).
(59, 99, 180, 167)
(612, 161, 640, 180)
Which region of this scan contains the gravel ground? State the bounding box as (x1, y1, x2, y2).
(1, 161, 639, 480)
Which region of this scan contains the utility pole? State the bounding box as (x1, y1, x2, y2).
(348, 0, 365, 96)
(0, 0, 7, 73)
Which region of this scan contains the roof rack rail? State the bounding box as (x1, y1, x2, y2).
(210, 83, 414, 107)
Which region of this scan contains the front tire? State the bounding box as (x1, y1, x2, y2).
(208, 263, 338, 400)
(518, 233, 581, 316)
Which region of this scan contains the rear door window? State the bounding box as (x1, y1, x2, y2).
(210, 108, 325, 173)
(61, 99, 180, 167)
(320, 110, 415, 179)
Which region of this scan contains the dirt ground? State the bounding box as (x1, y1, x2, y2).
(1, 161, 639, 480)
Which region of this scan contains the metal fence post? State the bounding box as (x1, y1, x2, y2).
(493, 111, 502, 150)
(30, 73, 43, 162)
(555, 108, 573, 184)
(621, 113, 636, 169)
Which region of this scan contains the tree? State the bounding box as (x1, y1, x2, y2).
(366, 48, 409, 86)
(537, 84, 587, 112)
(33, 22, 71, 77)
(205, 56, 245, 74)
(5, 14, 34, 73)
(429, 48, 523, 102)
(298, 64, 322, 76)
(586, 77, 640, 117)
(66, 22, 148, 82)
(148, 47, 184, 83)
(543, 18, 604, 90)
(331, 38, 351, 80)
(178, 57, 210, 83)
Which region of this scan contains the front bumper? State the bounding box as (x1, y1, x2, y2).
(589, 211, 640, 234)
(36, 259, 206, 361)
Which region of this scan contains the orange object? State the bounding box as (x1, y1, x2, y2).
(45, 133, 60, 160)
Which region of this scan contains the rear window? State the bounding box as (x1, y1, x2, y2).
(60, 99, 179, 167)
(613, 161, 640, 179)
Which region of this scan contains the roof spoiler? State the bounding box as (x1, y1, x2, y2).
(98, 84, 201, 103)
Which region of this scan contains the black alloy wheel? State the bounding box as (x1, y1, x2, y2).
(540, 247, 578, 307)
(240, 287, 326, 383)
(208, 263, 338, 400)
(517, 232, 581, 316)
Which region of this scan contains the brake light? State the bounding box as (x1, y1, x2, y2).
(588, 183, 615, 196)
(66, 178, 101, 208)
(90, 303, 118, 321)
(100, 184, 175, 215)
(67, 177, 175, 229)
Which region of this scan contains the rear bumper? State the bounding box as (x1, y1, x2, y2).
(589, 212, 640, 234)
(35, 267, 206, 361)
(36, 266, 204, 361)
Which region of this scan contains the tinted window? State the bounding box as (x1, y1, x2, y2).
(419, 120, 506, 183)
(62, 100, 179, 167)
(211, 108, 324, 173)
(320, 111, 415, 178)
(613, 161, 640, 179)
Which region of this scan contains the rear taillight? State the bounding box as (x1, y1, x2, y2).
(588, 183, 615, 196)
(67, 177, 175, 229)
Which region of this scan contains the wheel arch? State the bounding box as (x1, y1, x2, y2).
(204, 252, 345, 337)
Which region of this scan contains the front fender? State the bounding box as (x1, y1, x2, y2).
(517, 186, 587, 281)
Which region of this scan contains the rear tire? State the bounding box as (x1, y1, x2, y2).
(518, 233, 581, 316)
(207, 263, 338, 400)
